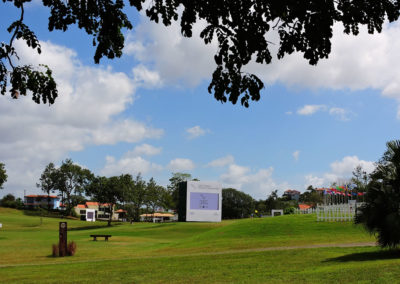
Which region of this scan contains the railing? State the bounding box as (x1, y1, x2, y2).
(316, 203, 364, 222)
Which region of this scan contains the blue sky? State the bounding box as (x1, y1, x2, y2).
(1, 2, 399, 199)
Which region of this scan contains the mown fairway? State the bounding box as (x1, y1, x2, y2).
(1, 207, 399, 283)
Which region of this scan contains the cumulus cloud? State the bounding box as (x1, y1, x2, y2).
(101, 154, 163, 177)
(220, 164, 289, 199)
(131, 144, 162, 156)
(127, 14, 400, 118)
(304, 156, 375, 188)
(207, 155, 234, 167)
(125, 17, 217, 87)
(132, 64, 163, 88)
(297, 105, 327, 115)
(0, 40, 163, 197)
(295, 105, 351, 120)
(167, 158, 195, 171)
(186, 125, 209, 139)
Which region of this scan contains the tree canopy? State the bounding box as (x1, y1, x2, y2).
(3, 0, 400, 106)
(0, 162, 7, 190)
(355, 140, 400, 248)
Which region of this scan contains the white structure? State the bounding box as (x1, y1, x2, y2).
(271, 209, 284, 216)
(86, 209, 96, 222)
(185, 181, 222, 222)
(316, 203, 363, 222)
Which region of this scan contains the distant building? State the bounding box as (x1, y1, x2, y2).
(284, 189, 301, 201)
(74, 202, 119, 221)
(298, 204, 311, 211)
(24, 195, 61, 209)
(140, 213, 176, 222)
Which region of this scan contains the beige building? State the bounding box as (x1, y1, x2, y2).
(74, 202, 119, 221)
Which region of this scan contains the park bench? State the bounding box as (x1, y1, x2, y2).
(90, 234, 111, 241)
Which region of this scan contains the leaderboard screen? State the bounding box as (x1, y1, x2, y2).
(189, 192, 219, 210)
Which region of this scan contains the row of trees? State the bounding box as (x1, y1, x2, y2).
(37, 159, 173, 226)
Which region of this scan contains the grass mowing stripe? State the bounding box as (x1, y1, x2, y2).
(0, 242, 377, 268)
(1, 247, 399, 284)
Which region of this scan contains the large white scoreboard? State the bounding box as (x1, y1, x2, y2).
(180, 181, 222, 222)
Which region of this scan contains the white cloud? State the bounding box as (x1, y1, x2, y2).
(125, 17, 217, 87)
(186, 125, 209, 139)
(295, 105, 351, 121)
(297, 105, 327, 115)
(167, 158, 195, 171)
(220, 164, 289, 199)
(132, 64, 163, 88)
(101, 154, 163, 177)
(128, 14, 400, 118)
(0, 40, 163, 197)
(131, 144, 162, 156)
(293, 151, 300, 161)
(329, 107, 351, 121)
(304, 156, 375, 189)
(207, 155, 234, 167)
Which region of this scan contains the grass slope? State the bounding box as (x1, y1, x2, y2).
(1, 207, 398, 283)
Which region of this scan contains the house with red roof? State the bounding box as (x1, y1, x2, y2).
(24, 195, 61, 209)
(74, 201, 119, 221)
(284, 189, 301, 201)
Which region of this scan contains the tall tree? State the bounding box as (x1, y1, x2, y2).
(55, 159, 94, 216)
(36, 162, 57, 211)
(351, 165, 371, 192)
(222, 188, 255, 219)
(86, 175, 125, 226)
(0, 163, 7, 190)
(3, 1, 400, 106)
(124, 173, 147, 222)
(144, 177, 164, 214)
(167, 172, 193, 209)
(355, 140, 400, 248)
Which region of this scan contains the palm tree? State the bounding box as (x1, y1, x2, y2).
(355, 140, 400, 248)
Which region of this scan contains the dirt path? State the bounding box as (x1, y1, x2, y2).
(0, 242, 376, 269)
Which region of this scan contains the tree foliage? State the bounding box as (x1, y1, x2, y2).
(167, 172, 193, 209)
(222, 188, 255, 219)
(299, 185, 323, 207)
(42, 159, 94, 215)
(86, 175, 126, 226)
(0, 162, 7, 190)
(3, 0, 400, 106)
(36, 162, 57, 211)
(355, 140, 400, 248)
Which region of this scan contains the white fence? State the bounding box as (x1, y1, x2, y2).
(294, 208, 317, 214)
(316, 203, 363, 222)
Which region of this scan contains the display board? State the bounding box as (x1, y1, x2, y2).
(185, 181, 222, 222)
(86, 209, 96, 222)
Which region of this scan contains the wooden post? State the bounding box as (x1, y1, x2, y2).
(59, 222, 67, 257)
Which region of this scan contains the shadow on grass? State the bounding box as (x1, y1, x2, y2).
(325, 249, 400, 262)
(68, 223, 121, 231)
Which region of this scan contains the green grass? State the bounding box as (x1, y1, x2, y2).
(1, 207, 398, 283)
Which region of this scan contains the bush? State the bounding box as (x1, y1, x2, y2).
(51, 241, 77, 257)
(67, 241, 77, 256)
(284, 207, 295, 215)
(52, 244, 59, 257)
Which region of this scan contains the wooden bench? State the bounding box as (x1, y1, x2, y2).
(90, 234, 112, 241)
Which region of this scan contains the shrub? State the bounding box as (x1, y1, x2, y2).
(52, 244, 59, 257)
(67, 241, 77, 256)
(284, 207, 295, 215)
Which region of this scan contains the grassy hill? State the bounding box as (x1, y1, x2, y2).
(1, 207, 399, 283)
